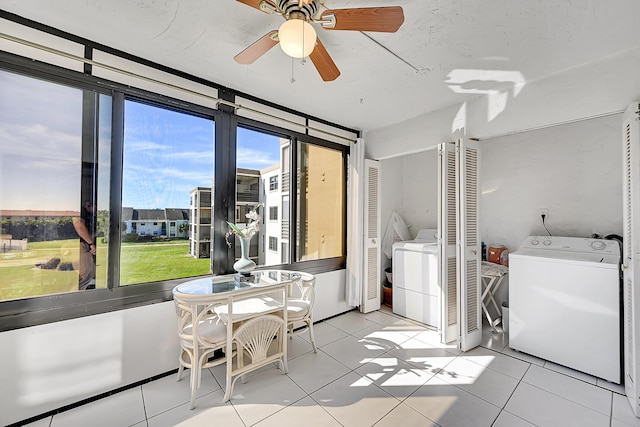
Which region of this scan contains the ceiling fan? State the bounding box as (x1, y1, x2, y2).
(234, 0, 405, 81)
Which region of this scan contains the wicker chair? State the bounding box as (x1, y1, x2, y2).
(286, 272, 317, 352)
(173, 293, 229, 409)
(223, 314, 287, 402)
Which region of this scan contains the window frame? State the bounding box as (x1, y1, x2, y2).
(269, 175, 278, 191)
(0, 39, 353, 332)
(268, 236, 278, 252)
(294, 139, 348, 262)
(269, 206, 278, 221)
(235, 121, 348, 268)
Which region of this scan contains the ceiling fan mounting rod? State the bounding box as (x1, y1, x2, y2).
(288, 11, 310, 22)
(277, 0, 318, 20)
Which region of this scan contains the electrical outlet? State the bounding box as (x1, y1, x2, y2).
(538, 208, 549, 218)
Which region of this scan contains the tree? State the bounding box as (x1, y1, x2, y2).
(179, 223, 189, 234)
(97, 210, 110, 242)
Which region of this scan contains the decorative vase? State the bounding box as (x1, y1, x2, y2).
(233, 235, 256, 274)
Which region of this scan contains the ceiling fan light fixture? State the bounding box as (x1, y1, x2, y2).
(278, 18, 316, 58)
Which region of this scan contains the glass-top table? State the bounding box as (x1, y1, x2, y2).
(172, 270, 299, 404)
(173, 270, 301, 297)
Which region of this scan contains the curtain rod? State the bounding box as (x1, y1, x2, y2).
(0, 32, 357, 144)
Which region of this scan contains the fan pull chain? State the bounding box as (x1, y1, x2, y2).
(290, 56, 295, 84)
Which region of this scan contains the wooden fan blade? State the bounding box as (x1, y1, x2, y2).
(236, 0, 276, 12)
(234, 31, 279, 64)
(321, 6, 404, 32)
(309, 39, 340, 82)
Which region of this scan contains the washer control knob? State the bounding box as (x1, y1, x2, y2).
(591, 240, 606, 250)
(543, 239, 552, 246)
(531, 239, 539, 246)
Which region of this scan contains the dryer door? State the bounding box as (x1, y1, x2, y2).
(393, 247, 440, 327)
(394, 248, 438, 294)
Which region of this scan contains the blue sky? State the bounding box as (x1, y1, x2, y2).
(0, 70, 83, 211)
(122, 100, 282, 209)
(0, 68, 282, 211)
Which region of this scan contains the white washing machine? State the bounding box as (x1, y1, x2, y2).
(392, 229, 439, 327)
(510, 236, 621, 383)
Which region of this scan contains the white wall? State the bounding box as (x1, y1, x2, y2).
(262, 167, 282, 266)
(380, 149, 439, 273)
(366, 104, 465, 160)
(313, 270, 352, 322)
(480, 113, 623, 252)
(364, 47, 640, 161)
(363, 33, 632, 294)
(480, 114, 623, 307)
(373, 113, 623, 311)
(0, 302, 179, 426)
(0, 271, 351, 425)
(381, 149, 440, 237)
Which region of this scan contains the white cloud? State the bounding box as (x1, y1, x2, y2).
(237, 147, 278, 168)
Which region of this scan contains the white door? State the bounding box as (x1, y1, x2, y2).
(362, 159, 381, 313)
(456, 138, 482, 351)
(623, 102, 640, 416)
(438, 142, 458, 343)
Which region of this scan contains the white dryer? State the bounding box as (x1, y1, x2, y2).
(392, 229, 439, 327)
(510, 236, 621, 383)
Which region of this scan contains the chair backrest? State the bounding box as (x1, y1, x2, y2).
(173, 296, 194, 343)
(173, 291, 225, 346)
(296, 272, 316, 310)
(255, 269, 314, 301)
(233, 314, 285, 363)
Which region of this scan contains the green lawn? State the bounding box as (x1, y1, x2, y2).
(119, 241, 211, 285)
(0, 239, 211, 301)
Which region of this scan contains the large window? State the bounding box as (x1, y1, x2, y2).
(120, 100, 214, 285)
(0, 40, 352, 328)
(233, 128, 347, 267)
(297, 141, 346, 261)
(235, 127, 288, 268)
(0, 70, 111, 301)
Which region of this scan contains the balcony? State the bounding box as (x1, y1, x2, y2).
(237, 190, 259, 203)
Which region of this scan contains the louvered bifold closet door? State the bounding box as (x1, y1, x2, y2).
(362, 159, 381, 313)
(457, 138, 482, 351)
(623, 102, 640, 417)
(438, 142, 459, 344)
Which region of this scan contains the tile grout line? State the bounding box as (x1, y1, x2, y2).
(139, 384, 149, 425)
(489, 359, 535, 426)
(35, 310, 625, 427)
(351, 315, 471, 426)
(519, 376, 614, 419)
(270, 315, 405, 426)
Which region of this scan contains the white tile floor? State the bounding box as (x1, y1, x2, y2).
(24, 308, 639, 427)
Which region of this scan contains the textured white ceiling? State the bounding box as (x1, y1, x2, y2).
(1, 0, 639, 132)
